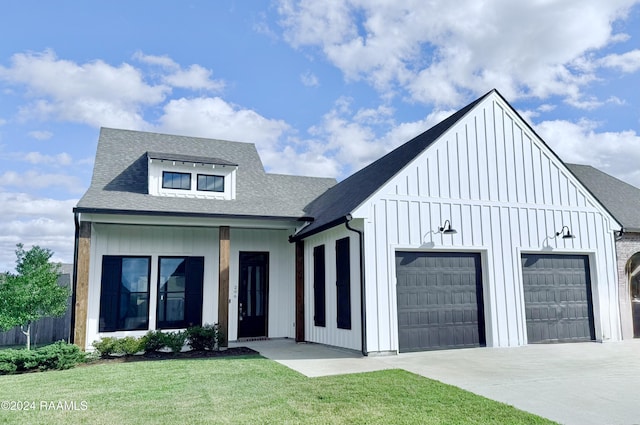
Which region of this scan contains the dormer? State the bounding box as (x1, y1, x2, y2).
(147, 151, 238, 200)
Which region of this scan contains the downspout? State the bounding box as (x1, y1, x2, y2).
(345, 214, 368, 356)
(70, 212, 80, 344)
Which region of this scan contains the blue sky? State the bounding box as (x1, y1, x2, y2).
(1, 0, 639, 270)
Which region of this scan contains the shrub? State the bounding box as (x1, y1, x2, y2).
(0, 342, 86, 374)
(163, 331, 186, 353)
(0, 349, 36, 373)
(141, 330, 167, 353)
(187, 324, 223, 351)
(92, 337, 119, 357)
(119, 336, 143, 356)
(35, 341, 86, 371)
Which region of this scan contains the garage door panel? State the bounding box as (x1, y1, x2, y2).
(522, 254, 595, 343)
(396, 251, 484, 352)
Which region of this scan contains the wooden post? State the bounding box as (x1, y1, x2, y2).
(74, 221, 91, 350)
(218, 226, 230, 347)
(295, 240, 305, 342)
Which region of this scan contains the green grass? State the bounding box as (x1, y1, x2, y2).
(0, 355, 555, 424)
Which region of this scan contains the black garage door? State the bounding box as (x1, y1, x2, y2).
(521, 254, 595, 343)
(396, 252, 485, 352)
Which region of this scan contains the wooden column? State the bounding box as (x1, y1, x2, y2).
(295, 240, 305, 342)
(218, 226, 230, 347)
(74, 221, 91, 350)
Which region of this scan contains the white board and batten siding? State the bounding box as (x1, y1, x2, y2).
(303, 225, 362, 351)
(85, 224, 297, 348)
(352, 92, 621, 352)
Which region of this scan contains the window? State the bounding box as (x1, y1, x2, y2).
(162, 171, 191, 190)
(313, 245, 326, 327)
(335, 237, 351, 329)
(197, 174, 224, 192)
(99, 256, 150, 332)
(157, 257, 204, 329)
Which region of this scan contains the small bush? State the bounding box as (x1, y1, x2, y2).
(92, 337, 119, 357)
(0, 342, 86, 375)
(119, 336, 143, 356)
(164, 331, 186, 353)
(35, 341, 86, 371)
(141, 330, 167, 353)
(187, 324, 222, 351)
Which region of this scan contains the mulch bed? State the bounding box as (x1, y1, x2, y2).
(85, 346, 259, 366)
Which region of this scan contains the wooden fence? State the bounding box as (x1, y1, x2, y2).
(0, 271, 73, 348)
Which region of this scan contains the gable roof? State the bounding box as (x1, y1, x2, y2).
(567, 163, 640, 232)
(75, 128, 336, 220)
(293, 90, 493, 239)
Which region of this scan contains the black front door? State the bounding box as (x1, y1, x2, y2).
(238, 252, 269, 338)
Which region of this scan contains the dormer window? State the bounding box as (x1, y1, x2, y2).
(163, 172, 191, 190)
(197, 174, 224, 192)
(147, 151, 237, 200)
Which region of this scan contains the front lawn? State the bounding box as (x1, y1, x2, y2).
(0, 355, 555, 424)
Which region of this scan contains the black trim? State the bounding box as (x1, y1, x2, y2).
(313, 245, 326, 327)
(336, 237, 351, 330)
(157, 256, 204, 329)
(197, 174, 225, 193)
(162, 171, 191, 190)
(99, 256, 151, 332)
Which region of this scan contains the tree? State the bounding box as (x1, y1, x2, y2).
(0, 244, 70, 350)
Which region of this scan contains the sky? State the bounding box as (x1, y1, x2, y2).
(0, 0, 639, 271)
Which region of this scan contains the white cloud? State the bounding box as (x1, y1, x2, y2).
(301, 71, 319, 87)
(23, 151, 73, 166)
(277, 0, 640, 106)
(28, 130, 52, 140)
(0, 170, 85, 193)
(158, 97, 290, 149)
(0, 192, 77, 271)
(535, 118, 640, 187)
(0, 49, 168, 129)
(133, 51, 225, 92)
(599, 49, 640, 73)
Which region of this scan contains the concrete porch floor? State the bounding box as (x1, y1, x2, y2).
(230, 338, 640, 425)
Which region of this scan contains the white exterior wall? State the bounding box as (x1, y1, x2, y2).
(85, 223, 295, 349)
(303, 225, 362, 351)
(353, 93, 621, 352)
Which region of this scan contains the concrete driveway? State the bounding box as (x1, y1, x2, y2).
(234, 339, 640, 425)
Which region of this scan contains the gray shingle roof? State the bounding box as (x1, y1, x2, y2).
(567, 163, 640, 231)
(293, 90, 492, 239)
(76, 128, 336, 219)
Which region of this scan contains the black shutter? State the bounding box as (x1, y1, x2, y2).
(184, 257, 204, 327)
(313, 245, 326, 327)
(99, 256, 121, 332)
(336, 237, 351, 329)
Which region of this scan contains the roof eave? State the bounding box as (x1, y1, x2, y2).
(73, 206, 311, 222)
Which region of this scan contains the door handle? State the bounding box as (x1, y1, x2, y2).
(239, 302, 244, 320)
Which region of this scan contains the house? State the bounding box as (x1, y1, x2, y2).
(566, 164, 640, 339)
(73, 89, 625, 353)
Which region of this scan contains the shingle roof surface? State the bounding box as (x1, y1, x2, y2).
(76, 128, 336, 218)
(567, 163, 640, 231)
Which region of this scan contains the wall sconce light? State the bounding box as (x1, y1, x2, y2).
(439, 220, 457, 235)
(556, 226, 575, 239)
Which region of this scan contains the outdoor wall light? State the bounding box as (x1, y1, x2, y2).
(439, 220, 457, 235)
(556, 225, 575, 239)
